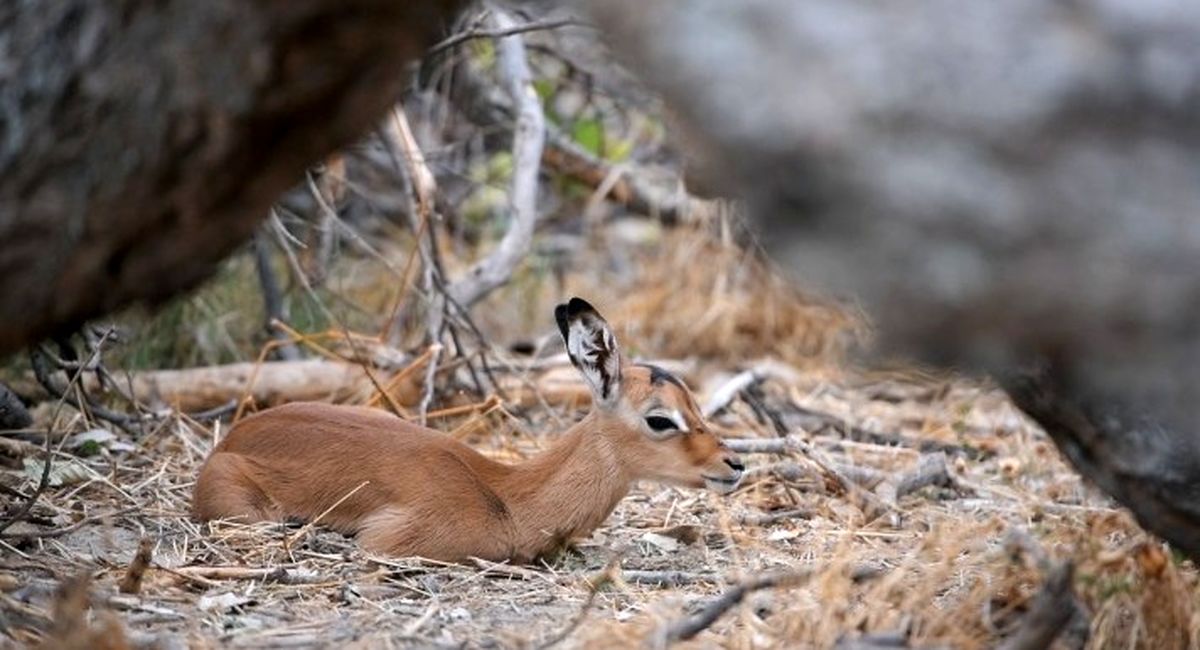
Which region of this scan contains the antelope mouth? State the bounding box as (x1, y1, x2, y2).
(703, 474, 743, 495)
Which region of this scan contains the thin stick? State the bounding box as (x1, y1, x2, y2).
(118, 538, 155, 594)
(658, 570, 813, 643)
(0, 332, 112, 536)
(427, 17, 589, 59)
(284, 480, 370, 551)
(265, 216, 408, 419)
(1, 507, 140, 541)
(366, 342, 442, 409)
(425, 395, 501, 420)
(536, 554, 620, 649)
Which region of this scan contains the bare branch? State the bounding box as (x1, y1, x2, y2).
(253, 230, 301, 361)
(428, 16, 590, 59)
(657, 571, 813, 643)
(702, 369, 766, 417)
(447, 9, 546, 309)
(0, 331, 114, 536)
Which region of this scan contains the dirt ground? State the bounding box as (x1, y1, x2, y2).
(3, 353, 1193, 649)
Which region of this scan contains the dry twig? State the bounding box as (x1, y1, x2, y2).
(428, 16, 588, 59)
(118, 538, 154, 595)
(0, 334, 114, 537)
(536, 554, 621, 649)
(656, 570, 812, 644)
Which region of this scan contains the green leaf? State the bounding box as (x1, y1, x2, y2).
(471, 39, 496, 68)
(606, 138, 634, 162)
(571, 118, 604, 157)
(533, 79, 557, 103)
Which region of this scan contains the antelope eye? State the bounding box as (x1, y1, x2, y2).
(644, 415, 677, 432)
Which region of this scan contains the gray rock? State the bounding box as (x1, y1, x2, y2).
(584, 0, 1200, 434)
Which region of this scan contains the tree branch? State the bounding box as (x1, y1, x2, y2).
(427, 16, 589, 59)
(446, 9, 546, 309)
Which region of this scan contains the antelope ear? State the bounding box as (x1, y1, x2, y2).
(555, 297, 622, 408)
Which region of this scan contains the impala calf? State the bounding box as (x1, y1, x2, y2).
(192, 298, 744, 562)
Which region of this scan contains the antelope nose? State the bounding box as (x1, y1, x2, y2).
(724, 456, 745, 473)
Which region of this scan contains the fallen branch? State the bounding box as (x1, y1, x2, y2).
(874, 452, 954, 507)
(621, 570, 719, 588)
(169, 565, 330, 585)
(724, 437, 794, 455)
(79, 359, 375, 412)
(737, 508, 813, 526)
(896, 452, 952, 498)
(657, 570, 812, 643)
(726, 415, 978, 460)
(745, 462, 813, 484)
(786, 405, 984, 459)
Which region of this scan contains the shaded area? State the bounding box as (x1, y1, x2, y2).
(0, 0, 465, 355)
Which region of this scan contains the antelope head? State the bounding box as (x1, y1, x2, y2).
(555, 297, 746, 494)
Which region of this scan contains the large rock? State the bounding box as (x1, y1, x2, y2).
(0, 0, 464, 355)
(585, 0, 1200, 435)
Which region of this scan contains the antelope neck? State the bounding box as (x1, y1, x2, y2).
(495, 412, 633, 545)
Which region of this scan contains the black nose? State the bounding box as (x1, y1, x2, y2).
(724, 456, 745, 472)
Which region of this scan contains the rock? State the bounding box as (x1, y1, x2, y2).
(584, 0, 1200, 436)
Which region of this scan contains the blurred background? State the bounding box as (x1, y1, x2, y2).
(2, 1, 1198, 647)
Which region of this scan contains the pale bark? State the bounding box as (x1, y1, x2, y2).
(447, 9, 546, 309)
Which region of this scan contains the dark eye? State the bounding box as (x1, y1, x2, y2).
(644, 416, 677, 432)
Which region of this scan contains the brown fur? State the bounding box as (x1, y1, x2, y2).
(192, 367, 743, 562)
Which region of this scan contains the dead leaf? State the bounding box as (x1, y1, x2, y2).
(22, 458, 96, 487)
(639, 532, 680, 552)
(197, 592, 252, 612)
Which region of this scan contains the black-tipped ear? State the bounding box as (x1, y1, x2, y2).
(554, 297, 622, 408)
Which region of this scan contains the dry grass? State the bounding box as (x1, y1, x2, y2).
(1, 224, 1196, 649)
(593, 227, 864, 370)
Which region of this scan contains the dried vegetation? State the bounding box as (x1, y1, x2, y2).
(1, 222, 1195, 649)
(1, 7, 1197, 649)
